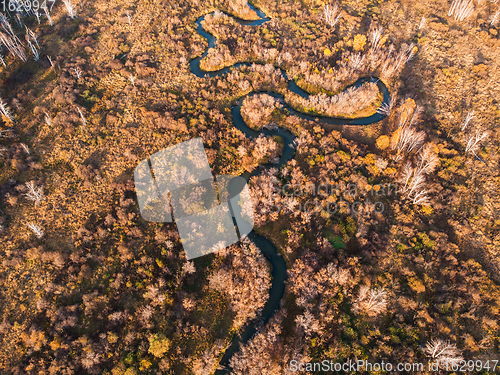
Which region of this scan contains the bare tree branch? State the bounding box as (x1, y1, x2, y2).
(321, 4, 341, 27)
(27, 222, 44, 239)
(353, 286, 388, 317)
(465, 130, 488, 158)
(62, 0, 78, 19)
(491, 8, 500, 26)
(425, 339, 464, 369)
(25, 181, 44, 206)
(449, 0, 474, 21)
(460, 110, 474, 131)
(419, 16, 426, 30)
(0, 98, 14, 121)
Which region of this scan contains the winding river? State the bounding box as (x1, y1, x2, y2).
(189, 4, 389, 373)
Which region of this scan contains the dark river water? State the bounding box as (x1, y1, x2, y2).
(189, 3, 389, 373)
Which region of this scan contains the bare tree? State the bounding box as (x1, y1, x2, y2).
(326, 264, 351, 286)
(393, 43, 417, 72)
(73, 67, 82, 79)
(0, 54, 5, 67)
(353, 286, 388, 317)
(412, 187, 430, 205)
(425, 339, 464, 370)
(191, 341, 225, 375)
(26, 27, 39, 49)
(321, 4, 342, 27)
(0, 98, 14, 121)
(465, 130, 488, 158)
(490, 8, 500, 26)
(25, 181, 44, 206)
(0, 128, 13, 138)
(47, 55, 55, 69)
(229, 319, 285, 374)
(77, 107, 86, 126)
(81, 352, 101, 370)
(129, 74, 137, 86)
(42, 5, 54, 26)
(349, 53, 365, 71)
(398, 163, 431, 205)
(126, 11, 132, 26)
(14, 13, 24, 28)
(399, 162, 413, 193)
(62, 0, 78, 19)
(21, 143, 30, 155)
(417, 144, 439, 174)
(419, 16, 427, 30)
(27, 222, 44, 239)
(182, 261, 196, 275)
(369, 27, 383, 52)
(0, 33, 27, 62)
(0, 13, 17, 38)
(395, 126, 425, 159)
(448, 0, 474, 21)
(27, 41, 39, 61)
(44, 112, 52, 126)
(406, 168, 426, 197)
(295, 308, 323, 337)
(377, 94, 396, 116)
(460, 110, 474, 131)
(208, 240, 271, 327)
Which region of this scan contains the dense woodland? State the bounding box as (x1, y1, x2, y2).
(0, 0, 499, 374)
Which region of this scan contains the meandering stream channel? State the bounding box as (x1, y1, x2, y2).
(189, 4, 390, 373)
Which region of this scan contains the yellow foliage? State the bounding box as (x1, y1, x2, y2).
(50, 337, 61, 351)
(398, 98, 417, 127)
(408, 277, 426, 293)
(140, 359, 153, 371)
(148, 334, 171, 358)
(1, 114, 12, 123)
(24, 330, 46, 351)
(324, 47, 332, 56)
(427, 142, 439, 154)
(390, 128, 401, 149)
(111, 364, 126, 375)
(384, 167, 398, 175)
(403, 97, 416, 108)
(376, 135, 390, 150)
(353, 34, 367, 51)
(107, 332, 118, 344)
(337, 150, 351, 162)
(421, 205, 433, 215)
(364, 153, 376, 164)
